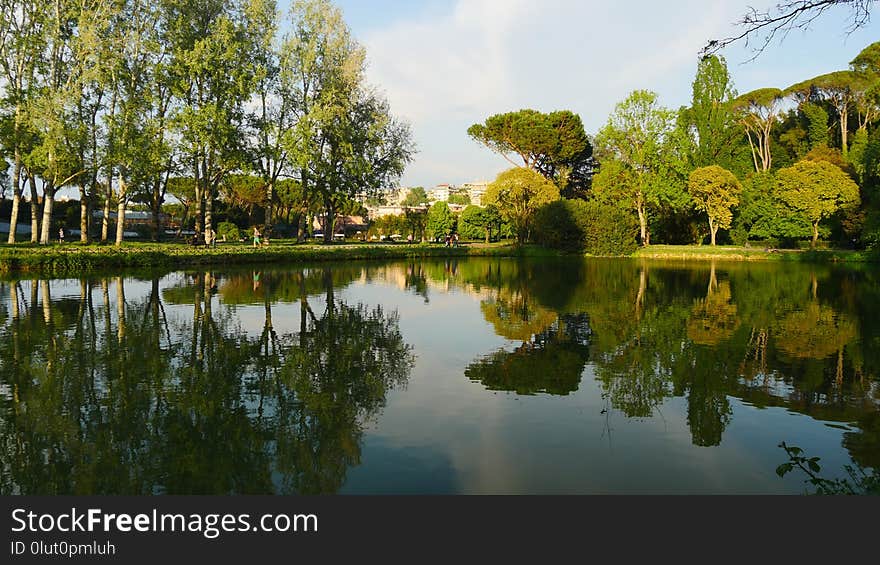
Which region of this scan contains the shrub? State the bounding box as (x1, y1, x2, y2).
(217, 221, 241, 241)
(533, 199, 638, 256)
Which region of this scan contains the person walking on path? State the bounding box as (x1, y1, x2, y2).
(58, 227, 65, 244)
(252, 226, 261, 248)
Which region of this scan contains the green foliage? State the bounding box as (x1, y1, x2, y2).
(276, 0, 415, 243)
(447, 193, 470, 206)
(735, 172, 791, 241)
(533, 199, 639, 256)
(0, 241, 528, 274)
(485, 167, 560, 244)
(804, 145, 858, 180)
(217, 221, 241, 241)
(732, 88, 784, 172)
(681, 55, 740, 168)
(595, 90, 684, 244)
(468, 109, 594, 198)
(776, 443, 880, 495)
(465, 315, 590, 395)
(425, 201, 455, 240)
(775, 159, 861, 247)
(802, 103, 830, 149)
(688, 165, 742, 245)
(402, 187, 429, 206)
(459, 204, 501, 242)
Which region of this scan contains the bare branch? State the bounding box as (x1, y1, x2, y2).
(701, 0, 876, 61)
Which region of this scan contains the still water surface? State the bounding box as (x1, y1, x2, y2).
(1, 257, 877, 494)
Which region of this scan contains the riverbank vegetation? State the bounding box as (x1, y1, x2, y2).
(3, 2, 880, 262)
(0, 240, 548, 274)
(0, 0, 413, 248)
(470, 41, 880, 255)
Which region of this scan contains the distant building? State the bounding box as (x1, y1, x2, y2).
(91, 210, 170, 227)
(428, 184, 451, 202)
(366, 204, 428, 219)
(461, 181, 489, 206)
(312, 214, 368, 236)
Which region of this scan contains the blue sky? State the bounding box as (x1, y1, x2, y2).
(281, 0, 880, 188)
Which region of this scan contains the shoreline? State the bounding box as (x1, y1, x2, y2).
(0, 241, 876, 276)
(0, 242, 540, 275)
(631, 245, 875, 263)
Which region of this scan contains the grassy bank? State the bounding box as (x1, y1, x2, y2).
(0, 240, 548, 275)
(632, 244, 876, 263)
(2, 240, 875, 275)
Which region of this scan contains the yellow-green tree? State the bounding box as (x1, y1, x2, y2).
(484, 167, 559, 244)
(775, 160, 861, 248)
(687, 165, 742, 246)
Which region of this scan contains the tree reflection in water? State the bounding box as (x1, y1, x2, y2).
(0, 269, 413, 495)
(446, 258, 879, 453)
(1, 257, 878, 494)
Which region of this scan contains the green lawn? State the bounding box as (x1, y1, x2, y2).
(0, 239, 528, 274)
(633, 244, 871, 263)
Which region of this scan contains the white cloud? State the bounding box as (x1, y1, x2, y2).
(356, 0, 880, 186)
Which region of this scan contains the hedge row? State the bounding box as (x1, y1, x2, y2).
(533, 199, 639, 256)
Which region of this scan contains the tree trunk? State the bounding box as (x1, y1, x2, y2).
(323, 197, 334, 244)
(811, 221, 819, 249)
(28, 174, 40, 243)
(102, 169, 112, 242)
(115, 188, 127, 247)
(840, 107, 848, 157)
(79, 184, 90, 243)
(485, 227, 490, 244)
(193, 157, 203, 236)
(204, 184, 213, 237)
(151, 180, 162, 242)
(40, 188, 54, 244)
(637, 204, 648, 246)
(709, 217, 717, 246)
(7, 159, 21, 244)
(265, 181, 274, 234)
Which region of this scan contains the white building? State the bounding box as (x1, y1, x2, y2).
(461, 181, 489, 207)
(366, 204, 429, 219)
(427, 184, 451, 202)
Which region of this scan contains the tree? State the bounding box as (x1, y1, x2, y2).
(106, 0, 168, 246)
(468, 109, 594, 198)
(681, 55, 740, 169)
(165, 0, 261, 239)
(804, 144, 858, 179)
(0, 1, 45, 244)
(850, 41, 880, 132)
(283, 0, 413, 243)
(247, 0, 289, 236)
(402, 186, 428, 206)
(775, 159, 861, 247)
(403, 208, 426, 241)
(732, 88, 784, 172)
(166, 177, 196, 233)
(787, 71, 872, 156)
(447, 192, 470, 206)
(425, 201, 454, 240)
(484, 167, 559, 244)
(801, 102, 830, 149)
(703, 1, 875, 58)
(687, 166, 743, 246)
(594, 90, 679, 245)
(459, 204, 499, 242)
(220, 174, 266, 226)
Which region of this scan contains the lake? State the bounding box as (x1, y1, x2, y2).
(1, 257, 877, 494)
